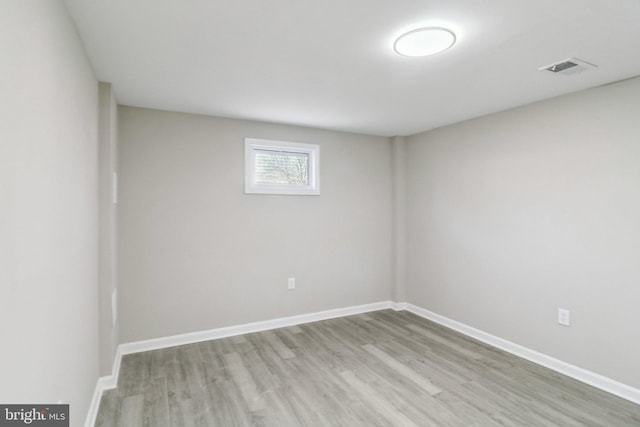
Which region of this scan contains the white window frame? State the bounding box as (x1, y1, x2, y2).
(244, 138, 320, 195)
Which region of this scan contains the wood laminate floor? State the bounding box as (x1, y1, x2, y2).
(95, 310, 640, 426)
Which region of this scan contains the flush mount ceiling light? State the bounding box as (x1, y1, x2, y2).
(394, 27, 456, 57)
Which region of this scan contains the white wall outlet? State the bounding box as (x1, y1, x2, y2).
(558, 308, 570, 326)
(287, 277, 295, 290)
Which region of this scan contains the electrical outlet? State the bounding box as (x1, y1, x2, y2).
(558, 308, 570, 326)
(287, 277, 295, 290)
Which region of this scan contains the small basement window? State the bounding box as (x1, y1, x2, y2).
(244, 138, 320, 195)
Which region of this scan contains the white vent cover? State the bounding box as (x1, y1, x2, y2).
(539, 58, 597, 75)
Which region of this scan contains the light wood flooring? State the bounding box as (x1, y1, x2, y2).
(95, 310, 640, 426)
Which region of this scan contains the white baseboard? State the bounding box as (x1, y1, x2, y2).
(84, 380, 102, 427)
(119, 301, 393, 355)
(405, 303, 640, 406)
(85, 300, 393, 426)
(84, 345, 124, 427)
(84, 370, 118, 427)
(391, 301, 408, 311)
(86, 299, 640, 426)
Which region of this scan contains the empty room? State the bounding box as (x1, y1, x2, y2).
(2, 1, 640, 426)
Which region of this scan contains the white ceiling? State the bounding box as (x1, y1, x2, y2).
(64, 0, 640, 137)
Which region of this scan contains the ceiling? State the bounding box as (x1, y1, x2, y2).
(64, 0, 640, 137)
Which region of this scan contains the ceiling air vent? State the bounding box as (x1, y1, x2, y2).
(539, 58, 597, 75)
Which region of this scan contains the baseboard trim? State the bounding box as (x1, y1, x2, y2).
(84, 380, 102, 427)
(84, 346, 124, 427)
(391, 301, 408, 311)
(84, 374, 116, 427)
(87, 299, 640, 426)
(405, 303, 640, 406)
(119, 301, 393, 356)
(86, 300, 396, 424)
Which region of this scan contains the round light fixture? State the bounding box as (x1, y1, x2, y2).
(393, 27, 456, 57)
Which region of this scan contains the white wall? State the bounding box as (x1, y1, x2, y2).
(391, 136, 407, 302)
(118, 107, 392, 343)
(2, 2, 638, 421)
(406, 76, 640, 389)
(0, 0, 99, 424)
(98, 82, 119, 376)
